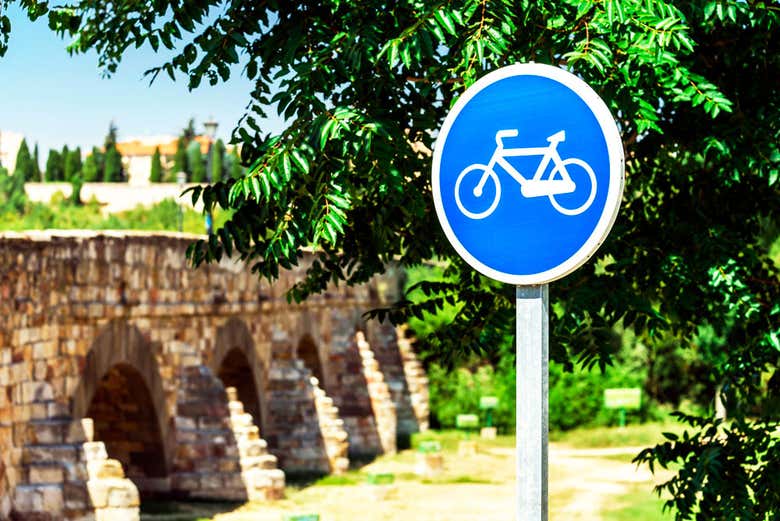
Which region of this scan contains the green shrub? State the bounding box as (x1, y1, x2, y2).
(549, 349, 661, 431)
(428, 360, 515, 432)
(0, 196, 231, 234)
(0, 166, 26, 213)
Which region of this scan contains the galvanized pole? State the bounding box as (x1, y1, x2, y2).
(516, 284, 549, 521)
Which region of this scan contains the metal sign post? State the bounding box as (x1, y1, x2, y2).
(516, 285, 549, 520)
(431, 63, 624, 521)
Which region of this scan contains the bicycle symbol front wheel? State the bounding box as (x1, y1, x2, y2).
(548, 158, 597, 216)
(455, 164, 501, 219)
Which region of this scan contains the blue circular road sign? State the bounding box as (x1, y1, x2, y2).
(432, 63, 625, 284)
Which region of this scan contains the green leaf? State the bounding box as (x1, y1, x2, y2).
(291, 149, 309, 174)
(282, 153, 292, 181)
(434, 10, 457, 36)
(249, 175, 262, 199)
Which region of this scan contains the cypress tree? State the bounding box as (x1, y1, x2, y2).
(44, 149, 63, 182)
(149, 147, 163, 183)
(13, 139, 34, 182)
(229, 148, 244, 179)
(103, 147, 122, 182)
(61, 145, 69, 180)
(104, 121, 118, 150)
(32, 143, 41, 181)
(91, 147, 105, 180)
(82, 154, 99, 182)
(64, 147, 82, 182)
(173, 137, 188, 178)
(188, 142, 205, 182)
(182, 118, 196, 144)
(211, 139, 225, 183)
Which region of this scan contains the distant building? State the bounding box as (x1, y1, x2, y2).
(116, 135, 212, 185)
(0, 130, 25, 173)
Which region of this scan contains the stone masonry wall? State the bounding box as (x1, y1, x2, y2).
(0, 231, 426, 519)
(396, 327, 430, 433)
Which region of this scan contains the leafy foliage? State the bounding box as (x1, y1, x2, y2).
(69, 173, 82, 206)
(0, 195, 230, 234)
(64, 146, 82, 182)
(0, 165, 25, 213)
(81, 152, 98, 182)
(3, 0, 779, 517)
(427, 362, 516, 431)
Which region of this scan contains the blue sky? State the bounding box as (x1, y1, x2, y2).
(0, 5, 283, 161)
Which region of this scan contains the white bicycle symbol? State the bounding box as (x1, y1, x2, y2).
(454, 129, 597, 219)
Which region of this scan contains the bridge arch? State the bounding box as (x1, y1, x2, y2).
(212, 318, 268, 430)
(70, 320, 170, 493)
(297, 334, 325, 386)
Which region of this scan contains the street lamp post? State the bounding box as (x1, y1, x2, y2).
(203, 119, 218, 236)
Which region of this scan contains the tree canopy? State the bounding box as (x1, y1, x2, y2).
(1, 0, 778, 518)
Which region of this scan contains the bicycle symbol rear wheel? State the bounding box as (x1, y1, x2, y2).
(548, 158, 597, 216)
(455, 164, 501, 219)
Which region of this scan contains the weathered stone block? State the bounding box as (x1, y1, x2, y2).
(65, 422, 87, 444)
(63, 481, 90, 510)
(12, 483, 63, 513)
(27, 464, 64, 484)
(86, 478, 139, 509)
(81, 442, 107, 462)
(87, 459, 124, 480)
(27, 421, 68, 444)
(23, 445, 78, 465)
(94, 507, 139, 521)
(173, 416, 196, 430)
(199, 473, 222, 490)
(32, 342, 57, 360)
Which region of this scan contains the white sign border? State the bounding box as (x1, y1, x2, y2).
(432, 63, 625, 285)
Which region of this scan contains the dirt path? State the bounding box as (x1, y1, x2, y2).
(205, 444, 666, 521)
(549, 445, 660, 520)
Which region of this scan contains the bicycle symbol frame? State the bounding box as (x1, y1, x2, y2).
(454, 129, 597, 219)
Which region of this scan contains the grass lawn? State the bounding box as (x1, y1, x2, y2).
(551, 420, 685, 449)
(602, 483, 672, 521)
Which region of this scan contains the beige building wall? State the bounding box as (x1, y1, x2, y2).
(123, 155, 154, 186)
(24, 182, 206, 213)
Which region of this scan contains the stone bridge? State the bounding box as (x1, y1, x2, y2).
(0, 231, 428, 520)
